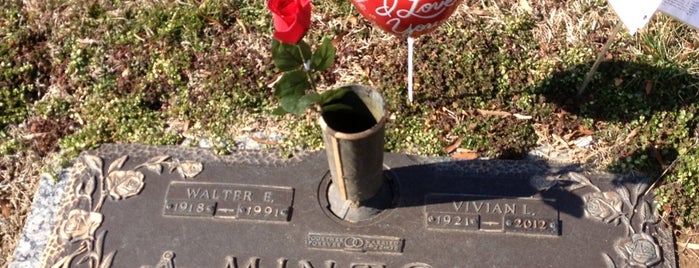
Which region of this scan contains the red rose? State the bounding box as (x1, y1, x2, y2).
(268, 0, 312, 44)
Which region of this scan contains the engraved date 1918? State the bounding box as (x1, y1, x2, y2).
(164, 200, 216, 217)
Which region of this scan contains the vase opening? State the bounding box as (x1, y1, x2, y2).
(321, 90, 379, 134)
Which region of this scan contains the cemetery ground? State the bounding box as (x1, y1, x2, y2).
(1, 0, 698, 266)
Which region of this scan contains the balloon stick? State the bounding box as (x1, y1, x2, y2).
(408, 36, 414, 103)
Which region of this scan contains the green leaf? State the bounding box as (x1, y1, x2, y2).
(272, 106, 289, 116)
(302, 92, 321, 104)
(280, 94, 302, 114)
(279, 92, 320, 115)
(298, 93, 319, 110)
(271, 39, 304, 71)
(311, 37, 336, 71)
(319, 87, 349, 105)
(274, 70, 310, 98)
(279, 94, 309, 115)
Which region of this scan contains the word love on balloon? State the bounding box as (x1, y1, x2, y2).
(351, 0, 463, 38)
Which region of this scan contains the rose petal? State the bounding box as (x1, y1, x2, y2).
(269, 0, 311, 44)
(273, 14, 296, 31)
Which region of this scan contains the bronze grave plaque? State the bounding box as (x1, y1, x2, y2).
(35, 144, 675, 267)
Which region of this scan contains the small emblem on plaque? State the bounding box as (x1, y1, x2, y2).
(307, 233, 405, 253)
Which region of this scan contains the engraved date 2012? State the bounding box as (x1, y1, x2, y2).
(503, 215, 558, 235)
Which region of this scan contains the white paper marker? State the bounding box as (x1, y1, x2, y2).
(658, 0, 699, 29)
(606, 0, 663, 34)
(408, 36, 414, 103)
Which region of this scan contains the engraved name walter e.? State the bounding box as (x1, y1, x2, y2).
(164, 181, 294, 222)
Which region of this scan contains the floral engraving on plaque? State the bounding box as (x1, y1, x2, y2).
(105, 170, 145, 200)
(544, 172, 663, 268)
(59, 209, 103, 241)
(584, 191, 624, 225)
(50, 154, 203, 268)
(618, 233, 662, 267)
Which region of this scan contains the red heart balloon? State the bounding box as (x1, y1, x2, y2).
(350, 0, 463, 38)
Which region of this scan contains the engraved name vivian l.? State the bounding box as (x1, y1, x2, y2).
(425, 194, 546, 216)
(450, 199, 533, 215)
(424, 193, 560, 235)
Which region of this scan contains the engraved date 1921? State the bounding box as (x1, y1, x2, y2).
(426, 212, 479, 229)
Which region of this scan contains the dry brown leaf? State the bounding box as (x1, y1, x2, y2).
(663, 203, 672, 213)
(556, 108, 570, 118)
(645, 80, 653, 95)
(605, 52, 614, 60)
(625, 127, 639, 143)
(236, 18, 248, 35)
(452, 148, 479, 160)
(467, 9, 489, 16)
(563, 132, 576, 142)
(578, 125, 595, 136)
(519, 0, 533, 12)
(348, 16, 358, 26)
(1, 200, 10, 219)
(539, 43, 548, 57)
(477, 109, 511, 117)
(443, 137, 463, 154)
(651, 145, 667, 167)
(121, 68, 130, 78)
(552, 134, 569, 147)
(331, 31, 348, 47)
(251, 136, 280, 145)
(204, 16, 224, 29)
(614, 78, 623, 86)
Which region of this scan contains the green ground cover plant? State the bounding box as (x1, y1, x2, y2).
(1, 0, 698, 266)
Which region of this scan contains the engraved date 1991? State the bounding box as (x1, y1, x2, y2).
(237, 204, 289, 219)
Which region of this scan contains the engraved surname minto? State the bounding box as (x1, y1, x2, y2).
(224, 256, 432, 268)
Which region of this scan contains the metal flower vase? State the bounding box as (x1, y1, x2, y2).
(319, 85, 391, 222)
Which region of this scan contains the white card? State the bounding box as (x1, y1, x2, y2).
(607, 0, 663, 34)
(659, 0, 699, 29)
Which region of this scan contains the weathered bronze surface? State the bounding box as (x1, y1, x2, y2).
(41, 144, 675, 267)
